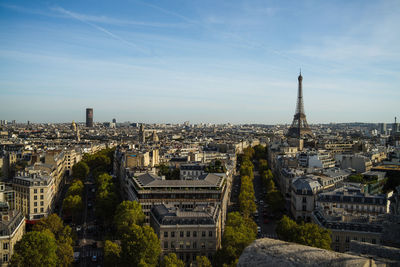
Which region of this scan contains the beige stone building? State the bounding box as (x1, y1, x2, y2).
(150, 204, 221, 264)
(0, 203, 25, 266)
(12, 170, 55, 220)
(312, 208, 385, 253)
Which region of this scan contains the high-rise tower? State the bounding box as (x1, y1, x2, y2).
(287, 72, 312, 138)
(86, 108, 93, 127)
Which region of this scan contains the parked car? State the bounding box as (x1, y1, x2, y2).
(92, 255, 97, 262)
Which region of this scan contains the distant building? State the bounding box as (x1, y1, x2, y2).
(86, 108, 93, 127)
(150, 203, 222, 264)
(380, 123, 387, 135)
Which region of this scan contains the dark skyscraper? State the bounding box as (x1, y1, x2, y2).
(287, 72, 312, 138)
(86, 108, 93, 127)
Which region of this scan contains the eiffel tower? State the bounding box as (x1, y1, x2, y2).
(287, 71, 312, 138)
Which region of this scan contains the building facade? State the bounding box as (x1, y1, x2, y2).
(150, 204, 222, 264)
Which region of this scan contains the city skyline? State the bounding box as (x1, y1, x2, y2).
(1, 0, 399, 124)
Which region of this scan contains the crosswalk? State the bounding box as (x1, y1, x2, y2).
(81, 249, 103, 258)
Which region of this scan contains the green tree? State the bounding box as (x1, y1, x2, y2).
(161, 253, 184, 267)
(217, 212, 256, 266)
(72, 161, 89, 180)
(276, 215, 331, 250)
(96, 173, 113, 187)
(348, 174, 364, 183)
(114, 201, 146, 236)
(104, 240, 121, 267)
(196, 256, 212, 267)
(120, 225, 161, 267)
(11, 230, 58, 267)
(66, 180, 84, 197)
(62, 194, 83, 221)
(33, 214, 74, 267)
(253, 145, 266, 160)
(266, 190, 284, 213)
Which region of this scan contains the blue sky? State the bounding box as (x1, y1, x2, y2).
(0, 0, 399, 124)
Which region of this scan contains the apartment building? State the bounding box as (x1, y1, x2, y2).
(0, 203, 25, 267)
(120, 171, 227, 225)
(150, 204, 221, 264)
(313, 208, 384, 253)
(12, 170, 55, 220)
(316, 184, 392, 215)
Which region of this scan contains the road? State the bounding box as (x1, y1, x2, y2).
(253, 171, 278, 239)
(75, 177, 103, 267)
(229, 168, 278, 239)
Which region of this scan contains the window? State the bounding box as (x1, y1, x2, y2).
(209, 231, 213, 237)
(34, 196, 37, 200)
(34, 189, 37, 193)
(164, 241, 168, 249)
(193, 242, 197, 249)
(202, 231, 206, 237)
(40, 189, 44, 193)
(3, 254, 8, 263)
(179, 242, 184, 249)
(302, 197, 307, 203)
(193, 231, 197, 237)
(186, 231, 190, 238)
(180, 231, 184, 237)
(186, 242, 190, 249)
(40, 208, 44, 212)
(372, 239, 376, 244)
(335, 236, 340, 242)
(40, 201, 44, 206)
(3, 243, 9, 250)
(345, 236, 350, 243)
(361, 237, 366, 242)
(40, 195, 44, 200)
(201, 242, 205, 249)
(171, 231, 175, 238)
(34, 208, 37, 213)
(164, 232, 168, 238)
(34, 202, 38, 207)
(171, 242, 175, 249)
(302, 205, 307, 211)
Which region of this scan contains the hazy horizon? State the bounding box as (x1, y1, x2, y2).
(1, 0, 399, 124)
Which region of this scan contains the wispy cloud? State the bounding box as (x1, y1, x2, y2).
(51, 6, 152, 55)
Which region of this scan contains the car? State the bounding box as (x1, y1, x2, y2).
(257, 226, 261, 234)
(91, 188, 96, 193)
(92, 255, 97, 262)
(76, 226, 82, 232)
(263, 218, 270, 224)
(88, 202, 93, 208)
(73, 252, 80, 262)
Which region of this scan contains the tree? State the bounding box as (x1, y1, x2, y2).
(33, 214, 74, 266)
(276, 215, 331, 250)
(196, 256, 212, 267)
(217, 212, 256, 266)
(161, 253, 184, 267)
(253, 145, 267, 160)
(266, 190, 284, 213)
(96, 173, 113, 187)
(348, 174, 364, 183)
(62, 194, 83, 221)
(66, 180, 84, 197)
(114, 201, 146, 236)
(72, 161, 89, 180)
(120, 225, 161, 267)
(104, 240, 121, 267)
(11, 230, 58, 267)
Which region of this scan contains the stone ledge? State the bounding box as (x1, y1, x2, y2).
(238, 238, 382, 267)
